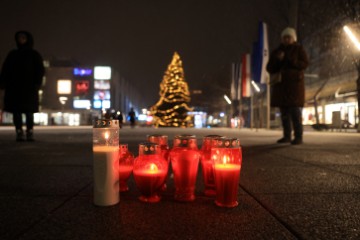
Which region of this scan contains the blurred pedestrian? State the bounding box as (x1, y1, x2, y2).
(266, 27, 309, 145)
(0, 31, 45, 141)
(117, 111, 123, 128)
(104, 109, 112, 119)
(128, 108, 136, 128)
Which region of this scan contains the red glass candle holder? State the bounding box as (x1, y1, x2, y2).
(211, 138, 242, 208)
(119, 144, 134, 192)
(133, 142, 168, 203)
(200, 135, 223, 197)
(147, 134, 170, 191)
(170, 135, 200, 202)
(147, 134, 170, 161)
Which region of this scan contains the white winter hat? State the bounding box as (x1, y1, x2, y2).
(281, 27, 297, 41)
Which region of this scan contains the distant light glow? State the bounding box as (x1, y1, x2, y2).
(343, 25, 360, 51)
(73, 68, 92, 76)
(224, 94, 232, 105)
(138, 114, 147, 121)
(251, 80, 261, 92)
(57, 80, 72, 94)
(94, 66, 111, 80)
(220, 112, 225, 117)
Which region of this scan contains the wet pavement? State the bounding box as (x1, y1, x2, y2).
(0, 126, 359, 240)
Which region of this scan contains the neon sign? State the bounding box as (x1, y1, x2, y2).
(73, 68, 92, 76)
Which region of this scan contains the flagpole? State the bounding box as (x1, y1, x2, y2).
(266, 81, 270, 129)
(250, 90, 254, 129)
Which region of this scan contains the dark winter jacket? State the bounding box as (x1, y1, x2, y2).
(266, 43, 308, 107)
(0, 31, 45, 113)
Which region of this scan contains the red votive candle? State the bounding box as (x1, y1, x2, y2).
(200, 135, 223, 197)
(147, 134, 170, 161)
(170, 135, 200, 202)
(118, 144, 134, 192)
(133, 142, 168, 203)
(147, 134, 170, 191)
(212, 138, 242, 208)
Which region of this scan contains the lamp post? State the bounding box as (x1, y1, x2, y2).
(224, 94, 232, 127)
(343, 25, 360, 132)
(250, 81, 261, 130)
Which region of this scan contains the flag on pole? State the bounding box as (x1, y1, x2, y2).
(231, 63, 236, 100)
(231, 62, 241, 100)
(237, 63, 241, 100)
(241, 54, 251, 97)
(260, 22, 269, 84)
(252, 21, 269, 84)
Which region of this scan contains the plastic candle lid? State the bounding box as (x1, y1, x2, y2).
(214, 138, 241, 148)
(147, 134, 168, 145)
(139, 142, 161, 155)
(93, 119, 119, 128)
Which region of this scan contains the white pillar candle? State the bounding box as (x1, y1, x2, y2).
(93, 146, 119, 206)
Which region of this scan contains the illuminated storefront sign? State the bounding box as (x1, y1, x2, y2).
(93, 100, 102, 109)
(94, 66, 111, 80)
(92, 100, 111, 109)
(73, 99, 91, 109)
(73, 68, 92, 76)
(57, 80, 72, 94)
(94, 80, 110, 90)
(102, 100, 111, 109)
(75, 80, 90, 95)
(94, 90, 111, 100)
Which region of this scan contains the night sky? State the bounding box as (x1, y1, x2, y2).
(0, 0, 288, 106)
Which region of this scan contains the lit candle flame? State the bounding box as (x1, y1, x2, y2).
(104, 132, 109, 140)
(222, 155, 229, 165)
(149, 163, 158, 172)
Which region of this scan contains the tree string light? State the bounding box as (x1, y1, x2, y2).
(151, 52, 193, 127)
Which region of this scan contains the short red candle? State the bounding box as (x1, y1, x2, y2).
(147, 134, 170, 191)
(119, 165, 133, 191)
(133, 143, 168, 203)
(118, 144, 134, 192)
(133, 163, 167, 203)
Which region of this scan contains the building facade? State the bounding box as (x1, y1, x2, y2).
(0, 59, 143, 126)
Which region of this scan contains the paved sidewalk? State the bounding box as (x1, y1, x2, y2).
(0, 126, 359, 239)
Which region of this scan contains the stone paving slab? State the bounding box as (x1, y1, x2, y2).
(1, 126, 360, 239)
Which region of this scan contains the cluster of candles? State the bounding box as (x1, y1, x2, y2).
(93, 119, 243, 208)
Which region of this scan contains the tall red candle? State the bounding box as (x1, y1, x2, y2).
(200, 135, 223, 196)
(212, 138, 242, 208)
(170, 135, 200, 202)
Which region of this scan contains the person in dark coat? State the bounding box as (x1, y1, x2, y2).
(266, 27, 309, 145)
(0, 31, 45, 141)
(128, 108, 136, 128)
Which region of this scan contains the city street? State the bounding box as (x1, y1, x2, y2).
(0, 126, 360, 239)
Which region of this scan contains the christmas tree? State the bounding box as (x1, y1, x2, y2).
(151, 52, 193, 127)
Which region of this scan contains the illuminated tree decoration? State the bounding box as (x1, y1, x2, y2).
(151, 52, 193, 127)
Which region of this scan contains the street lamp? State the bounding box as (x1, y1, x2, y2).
(251, 80, 261, 93)
(223, 94, 232, 105)
(343, 25, 360, 132)
(343, 25, 360, 51)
